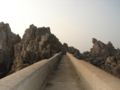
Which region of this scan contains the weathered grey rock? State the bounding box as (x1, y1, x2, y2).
(12, 25, 62, 72)
(113, 65, 120, 78)
(0, 22, 21, 77)
(68, 47, 82, 59)
(83, 38, 120, 78)
(62, 43, 82, 59)
(90, 38, 116, 57)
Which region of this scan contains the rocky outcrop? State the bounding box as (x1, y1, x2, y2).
(62, 43, 82, 59)
(83, 38, 120, 78)
(90, 38, 116, 57)
(12, 25, 62, 72)
(0, 22, 21, 77)
(0, 22, 119, 79)
(105, 52, 120, 78)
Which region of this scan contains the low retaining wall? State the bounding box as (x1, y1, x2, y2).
(67, 53, 120, 90)
(0, 53, 61, 90)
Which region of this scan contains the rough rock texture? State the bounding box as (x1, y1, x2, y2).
(0, 22, 119, 79)
(0, 22, 21, 77)
(62, 43, 82, 59)
(83, 38, 120, 78)
(12, 25, 62, 72)
(90, 38, 116, 57)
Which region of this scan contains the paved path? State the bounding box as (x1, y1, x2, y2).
(44, 55, 81, 90)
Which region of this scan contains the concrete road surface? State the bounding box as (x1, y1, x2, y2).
(44, 55, 82, 90)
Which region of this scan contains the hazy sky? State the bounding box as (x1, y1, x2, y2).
(0, 0, 120, 52)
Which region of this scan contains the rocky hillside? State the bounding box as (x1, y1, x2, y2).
(83, 38, 120, 78)
(62, 43, 82, 59)
(0, 22, 119, 79)
(0, 22, 63, 77)
(0, 22, 82, 78)
(11, 24, 62, 72)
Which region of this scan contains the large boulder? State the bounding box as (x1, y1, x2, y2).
(0, 22, 21, 77)
(12, 25, 62, 72)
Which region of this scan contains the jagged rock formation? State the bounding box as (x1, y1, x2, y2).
(0, 22, 21, 77)
(12, 25, 62, 72)
(0, 22, 119, 79)
(90, 38, 116, 57)
(62, 43, 82, 59)
(83, 38, 120, 78)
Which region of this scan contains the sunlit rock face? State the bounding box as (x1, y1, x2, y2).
(83, 38, 120, 78)
(0, 22, 21, 77)
(12, 24, 62, 72)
